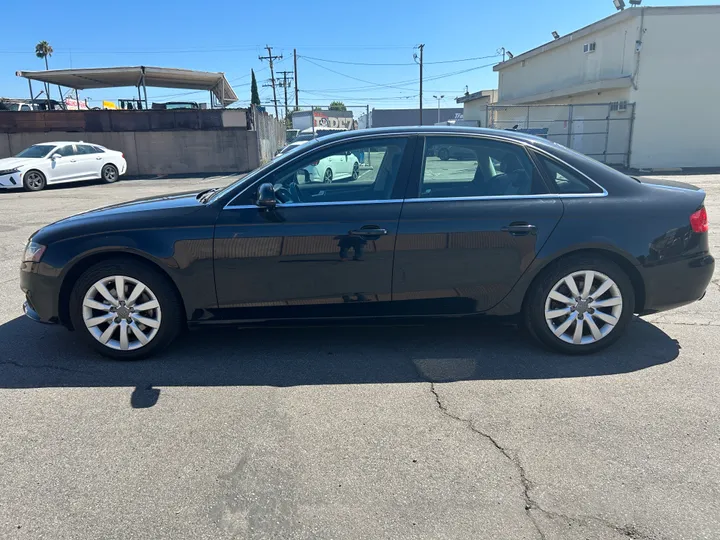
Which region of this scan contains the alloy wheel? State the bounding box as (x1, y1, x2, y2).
(544, 270, 623, 345)
(26, 172, 44, 189)
(104, 167, 117, 182)
(82, 275, 162, 351)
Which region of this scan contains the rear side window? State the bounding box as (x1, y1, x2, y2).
(417, 136, 548, 198)
(535, 153, 602, 194)
(76, 144, 97, 155)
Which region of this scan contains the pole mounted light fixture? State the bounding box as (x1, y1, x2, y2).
(613, 0, 626, 10)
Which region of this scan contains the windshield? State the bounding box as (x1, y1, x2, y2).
(15, 145, 56, 158)
(292, 133, 315, 142)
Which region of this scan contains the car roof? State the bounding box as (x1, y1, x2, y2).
(311, 126, 553, 145)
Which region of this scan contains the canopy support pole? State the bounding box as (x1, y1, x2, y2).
(142, 75, 148, 110)
(75, 88, 80, 110)
(27, 78, 33, 103)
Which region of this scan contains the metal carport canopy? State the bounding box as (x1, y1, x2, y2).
(15, 66, 238, 106)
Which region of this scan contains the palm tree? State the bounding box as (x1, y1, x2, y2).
(34, 41, 54, 107)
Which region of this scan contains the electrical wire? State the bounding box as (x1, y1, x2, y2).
(299, 53, 500, 66)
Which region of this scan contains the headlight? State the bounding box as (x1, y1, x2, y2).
(23, 241, 46, 262)
(0, 168, 20, 176)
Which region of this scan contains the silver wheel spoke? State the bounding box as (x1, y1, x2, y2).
(119, 320, 129, 350)
(553, 312, 578, 337)
(564, 275, 581, 298)
(95, 282, 119, 306)
(99, 322, 118, 344)
(115, 276, 126, 301)
(126, 283, 145, 306)
(549, 291, 574, 305)
(546, 307, 571, 319)
(581, 271, 594, 298)
(86, 313, 115, 327)
(133, 300, 159, 312)
(592, 310, 618, 325)
(129, 322, 149, 345)
(573, 317, 585, 344)
(592, 279, 614, 299)
(84, 299, 112, 311)
(585, 314, 603, 340)
(133, 315, 160, 329)
(592, 297, 622, 308)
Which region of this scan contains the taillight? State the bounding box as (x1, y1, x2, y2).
(690, 207, 709, 233)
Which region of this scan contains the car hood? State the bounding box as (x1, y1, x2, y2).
(33, 190, 214, 244)
(0, 157, 39, 170)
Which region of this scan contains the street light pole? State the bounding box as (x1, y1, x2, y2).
(433, 95, 444, 124)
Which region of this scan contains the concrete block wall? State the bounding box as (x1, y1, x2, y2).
(0, 129, 260, 176)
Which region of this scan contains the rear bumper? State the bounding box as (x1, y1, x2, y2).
(640, 254, 714, 314)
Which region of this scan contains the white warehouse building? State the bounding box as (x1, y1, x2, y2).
(493, 5, 720, 170)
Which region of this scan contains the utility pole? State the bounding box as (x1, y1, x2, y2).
(417, 44, 424, 125)
(278, 70, 294, 125)
(259, 45, 282, 119)
(293, 49, 299, 111)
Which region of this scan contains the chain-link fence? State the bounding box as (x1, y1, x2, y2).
(484, 103, 635, 167)
(252, 106, 287, 164)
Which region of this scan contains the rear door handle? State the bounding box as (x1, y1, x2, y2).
(501, 222, 537, 236)
(349, 227, 388, 237)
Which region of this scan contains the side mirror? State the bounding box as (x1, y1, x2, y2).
(51, 154, 59, 160)
(296, 170, 310, 184)
(256, 183, 277, 208)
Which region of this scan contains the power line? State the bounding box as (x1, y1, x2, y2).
(299, 53, 500, 66)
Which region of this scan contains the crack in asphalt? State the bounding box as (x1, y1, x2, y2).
(428, 382, 659, 540)
(0, 360, 85, 374)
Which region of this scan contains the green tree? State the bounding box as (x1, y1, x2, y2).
(34, 41, 54, 105)
(250, 69, 261, 107)
(329, 101, 346, 111)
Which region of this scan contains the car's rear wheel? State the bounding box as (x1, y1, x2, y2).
(23, 170, 46, 192)
(524, 255, 635, 354)
(101, 164, 119, 184)
(438, 148, 450, 161)
(69, 259, 183, 360)
(323, 168, 333, 183)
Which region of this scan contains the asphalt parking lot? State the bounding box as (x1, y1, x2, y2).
(1, 173, 719, 540)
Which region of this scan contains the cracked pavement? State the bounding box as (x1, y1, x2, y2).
(1, 174, 719, 539)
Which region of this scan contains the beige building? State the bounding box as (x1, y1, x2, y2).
(493, 5, 720, 169)
(456, 89, 498, 125)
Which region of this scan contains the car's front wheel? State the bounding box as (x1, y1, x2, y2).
(524, 255, 635, 354)
(323, 168, 333, 183)
(69, 259, 183, 360)
(23, 170, 46, 192)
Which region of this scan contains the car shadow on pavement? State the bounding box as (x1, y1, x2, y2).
(0, 316, 679, 396)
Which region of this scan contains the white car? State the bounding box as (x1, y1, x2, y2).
(303, 151, 361, 183)
(0, 142, 127, 192)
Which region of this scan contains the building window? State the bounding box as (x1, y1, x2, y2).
(609, 101, 628, 113)
(583, 42, 596, 53)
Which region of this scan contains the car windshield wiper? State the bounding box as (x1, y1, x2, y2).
(196, 187, 220, 203)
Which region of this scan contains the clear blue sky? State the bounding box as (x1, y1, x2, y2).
(0, 0, 713, 115)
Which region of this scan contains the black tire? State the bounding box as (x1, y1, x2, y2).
(101, 163, 119, 184)
(523, 254, 635, 355)
(323, 168, 333, 183)
(351, 162, 360, 181)
(23, 170, 46, 192)
(438, 148, 450, 161)
(69, 258, 184, 360)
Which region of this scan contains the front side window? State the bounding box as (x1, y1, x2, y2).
(249, 138, 408, 205)
(54, 145, 75, 157)
(418, 136, 547, 198)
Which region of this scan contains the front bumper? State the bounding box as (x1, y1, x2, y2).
(23, 301, 55, 324)
(0, 172, 23, 189)
(640, 254, 715, 314)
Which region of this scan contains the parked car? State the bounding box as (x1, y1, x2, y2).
(20, 127, 713, 359)
(303, 150, 360, 182)
(0, 142, 127, 191)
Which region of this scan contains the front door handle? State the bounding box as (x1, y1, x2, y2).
(349, 227, 388, 237)
(501, 222, 537, 236)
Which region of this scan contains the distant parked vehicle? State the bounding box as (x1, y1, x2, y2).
(0, 98, 65, 111)
(0, 142, 127, 192)
(302, 150, 360, 183)
(151, 102, 201, 110)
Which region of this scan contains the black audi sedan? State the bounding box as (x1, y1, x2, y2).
(20, 127, 713, 359)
